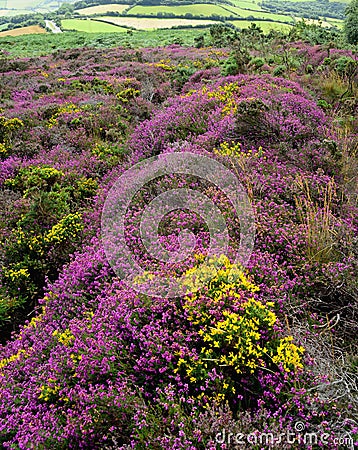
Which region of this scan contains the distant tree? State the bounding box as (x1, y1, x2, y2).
(209, 23, 238, 47)
(344, 0, 358, 44)
(56, 3, 75, 15)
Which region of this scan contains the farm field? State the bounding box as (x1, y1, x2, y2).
(229, 0, 265, 9)
(97, 16, 221, 30)
(61, 18, 129, 32)
(0, 0, 77, 13)
(125, 3, 293, 24)
(229, 19, 293, 30)
(127, 4, 235, 17)
(327, 18, 345, 27)
(0, 8, 29, 15)
(76, 4, 129, 15)
(224, 4, 294, 22)
(0, 24, 46, 36)
(292, 16, 344, 27)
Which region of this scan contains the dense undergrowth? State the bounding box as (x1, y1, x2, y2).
(0, 35, 357, 449)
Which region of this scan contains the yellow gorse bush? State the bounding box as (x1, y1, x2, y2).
(38, 379, 61, 402)
(1, 267, 30, 283)
(154, 59, 175, 71)
(176, 255, 305, 404)
(183, 254, 259, 325)
(0, 143, 7, 155)
(52, 328, 75, 347)
(13, 213, 83, 252)
(47, 103, 81, 128)
(0, 116, 24, 155)
(44, 213, 83, 244)
(272, 336, 305, 372)
(206, 82, 240, 116)
(116, 87, 140, 103)
(184, 82, 240, 116)
(0, 349, 27, 371)
(214, 141, 264, 159)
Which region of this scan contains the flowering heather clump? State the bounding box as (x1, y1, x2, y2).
(0, 42, 357, 449)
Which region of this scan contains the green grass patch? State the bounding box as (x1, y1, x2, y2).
(228, 0, 264, 9)
(61, 19, 129, 33)
(225, 5, 294, 22)
(229, 19, 293, 30)
(326, 18, 344, 28)
(0, 28, 211, 57)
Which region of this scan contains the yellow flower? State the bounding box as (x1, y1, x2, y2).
(53, 328, 75, 347)
(272, 336, 305, 372)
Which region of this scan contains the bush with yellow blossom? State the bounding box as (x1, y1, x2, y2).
(176, 255, 305, 410)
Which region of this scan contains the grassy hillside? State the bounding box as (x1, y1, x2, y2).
(0, 28, 207, 57)
(62, 18, 128, 32)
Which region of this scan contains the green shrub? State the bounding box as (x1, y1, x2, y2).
(272, 65, 286, 76)
(250, 57, 265, 70)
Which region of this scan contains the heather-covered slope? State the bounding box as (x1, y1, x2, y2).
(0, 44, 357, 449)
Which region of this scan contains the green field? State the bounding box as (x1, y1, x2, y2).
(225, 5, 294, 22)
(127, 4, 234, 17)
(98, 16, 220, 30)
(76, 4, 128, 15)
(229, 19, 292, 30)
(326, 18, 344, 28)
(61, 18, 129, 32)
(0, 28, 214, 57)
(228, 0, 264, 9)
